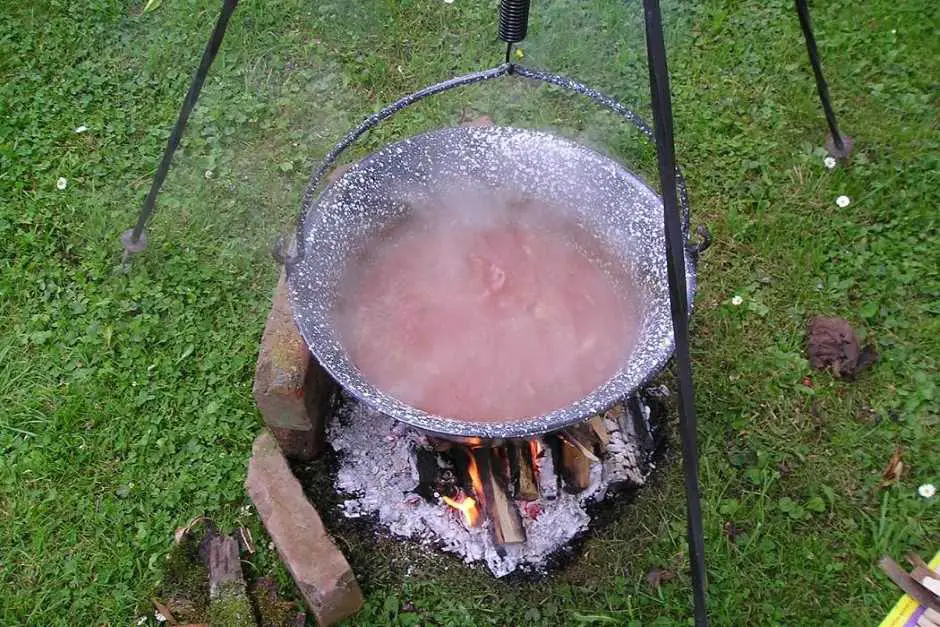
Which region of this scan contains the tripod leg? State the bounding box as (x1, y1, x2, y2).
(794, 0, 853, 159)
(122, 0, 240, 258)
(642, 0, 709, 624)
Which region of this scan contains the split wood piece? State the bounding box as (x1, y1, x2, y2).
(472, 447, 526, 545)
(559, 424, 600, 463)
(605, 401, 632, 441)
(589, 415, 611, 447)
(510, 442, 540, 502)
(879, 557, 940, 614)
(201, 530, 254, 627)
(558, 436, 592, 493)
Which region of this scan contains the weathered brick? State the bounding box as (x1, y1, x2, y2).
(253, 271, 335, 460)
(246, 431, 363, 626)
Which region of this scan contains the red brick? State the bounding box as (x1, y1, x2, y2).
(246, 431, 363, 626)
(253, 272, 336, 460)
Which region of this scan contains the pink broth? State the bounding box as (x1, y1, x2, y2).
(332, 201, 639, 421)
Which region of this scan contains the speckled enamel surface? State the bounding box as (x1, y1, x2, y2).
(287, 126, 695, 439)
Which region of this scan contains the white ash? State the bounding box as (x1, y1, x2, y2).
(535, 442, 559, 500)
(328, 396, 653, 577)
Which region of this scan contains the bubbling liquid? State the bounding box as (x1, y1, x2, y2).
(332, 197, 640, 422)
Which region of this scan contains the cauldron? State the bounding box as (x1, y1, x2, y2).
(286, 125, 697, 443)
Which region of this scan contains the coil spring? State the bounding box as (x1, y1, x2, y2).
(498, 0, 530, 44)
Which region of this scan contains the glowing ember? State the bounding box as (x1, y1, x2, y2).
(530, 440, 542, 471)
(442, 495, 480, 527)
(442, 455, 485, 527)
(522, 501, 542, 520)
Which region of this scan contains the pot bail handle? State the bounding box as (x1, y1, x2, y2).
(280, 65, 702, 268)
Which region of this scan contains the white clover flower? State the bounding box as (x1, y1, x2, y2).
(919, 483, 936, 498)
(731, 295, 743, 306)
(204, 169, 213, 180)
(836, 195, 851, 208)
(56, 177, 68, 190)
(824, 156, 837, 169)
(74, 125, 88, 134)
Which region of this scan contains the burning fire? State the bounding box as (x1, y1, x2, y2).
(467, 452, 484, 499)
(442, 494, 480, 527)
(442, 453, 484, 527)
(530, 440, 542, 463)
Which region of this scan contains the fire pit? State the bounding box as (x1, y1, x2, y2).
(327, 389, 664, 576)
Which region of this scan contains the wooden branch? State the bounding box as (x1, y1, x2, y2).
(606, 403, 634, 442)
(473, 448, 525, 545)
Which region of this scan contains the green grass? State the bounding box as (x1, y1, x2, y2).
(1, 0, 937, 624)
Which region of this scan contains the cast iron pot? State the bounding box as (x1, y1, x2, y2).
(286, 125, 697, 443)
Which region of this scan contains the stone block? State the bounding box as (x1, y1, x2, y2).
(253, 272, 336, 460)
(246, 431, 363, 626)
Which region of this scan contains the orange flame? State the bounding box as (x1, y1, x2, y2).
(530, 440, 542, 462)
(442, 453, 485, 527)
(442, 495, 480, 527)
(467, 453, 484, 500)
(530, 440, 542, 480)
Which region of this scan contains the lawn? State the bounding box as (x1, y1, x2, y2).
(1, 0, 937, 624)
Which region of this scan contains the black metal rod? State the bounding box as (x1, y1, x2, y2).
(129, 0, 239, 243)
(794, 0, 844, 151)
(641, 0, 708, 624)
